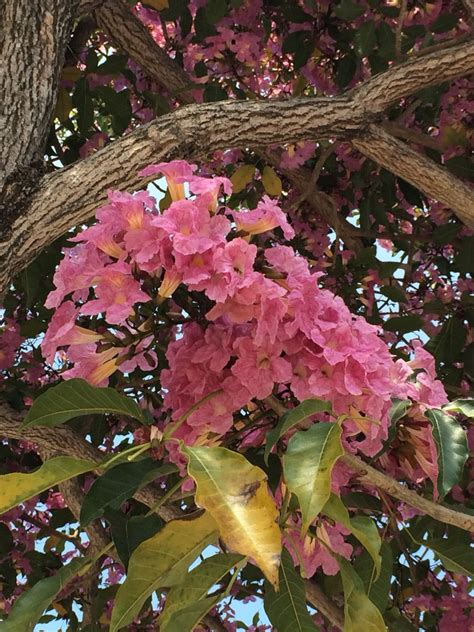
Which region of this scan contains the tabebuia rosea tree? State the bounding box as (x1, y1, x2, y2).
(0, 0, 473, 630)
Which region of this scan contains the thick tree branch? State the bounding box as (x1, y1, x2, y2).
(0, 404, 179, 521)
(352, 125, 474, 228)
(0, 0, 80, 191)
(0, 36, 472, 294)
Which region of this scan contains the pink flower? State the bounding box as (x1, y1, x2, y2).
(81, 261, 150, 324)
(139, 160, 197, 201)
(232, 337, 292, 399)
(231, 195, 294, 239)
(153, 199, 230, 255)
(0, 319, 22, 370)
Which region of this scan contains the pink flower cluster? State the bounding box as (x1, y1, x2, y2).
(0, 320, 22, 371)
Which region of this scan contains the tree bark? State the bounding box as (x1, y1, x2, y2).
(0, 27, 472, 294)
(0, 0, 79, 191)
(353, 125, 474, 229)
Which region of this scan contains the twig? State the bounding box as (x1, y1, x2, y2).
(304, 580, 344, 630)
(396, 0, 409, 59)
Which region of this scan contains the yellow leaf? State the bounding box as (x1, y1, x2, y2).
(0, 457, 96, 515)
(230, 165, 256, 194)
(292, 74, 308, 96)
(143, 0, 169, 10)
(110, 513, 218, 631)
(60, 66, 82, 82)
(183, 445, 282, 588)
(159, 188, 173, 212)
(54, 88, 73, 123)
(262, 166, 282, 197)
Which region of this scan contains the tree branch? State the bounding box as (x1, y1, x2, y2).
(0, 403, 180, 521)
(352, 125, 474, 228)
(305, 580, 344, 630)
(264, 396, 474, 533)
(342, 453, 474, 532)
(0, 33, 472, 294)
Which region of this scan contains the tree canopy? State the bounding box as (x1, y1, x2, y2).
(0, 1, 473, 630)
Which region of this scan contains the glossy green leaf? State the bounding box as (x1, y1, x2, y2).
(110, 512, 219, 631)
(264, 549, 319, 632)
(1, 557, 89, 631)
(427, 538, 474, 576)
(23, 378, 144, 428)
(354, 542, 393, 613)
(444, 399, 474, 418)
(389, 399, 410, 424)
(425, 408, 468, 498)
(107, 511, 163, 569)
(264, 398, 332, 464)
(323, 495, 381, 577)
(425, 316, 467, 364)
(80, 458, 164, 526)
(339, 560, 386, 632)
(159, 553, 243, 631)
(383, 315, 423, 334)
(0, 457, 96, 515)
(284, 423, 343, 533)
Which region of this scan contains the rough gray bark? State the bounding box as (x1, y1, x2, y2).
(0, 0, 79, 192)
(0, 25, 472, 294)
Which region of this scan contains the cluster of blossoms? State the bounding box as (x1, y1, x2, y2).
(40, 161, 450, 578)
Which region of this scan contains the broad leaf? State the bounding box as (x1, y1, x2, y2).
(183, 445, 282, 588)
(80, 458, 164, 526)
(264, 398, 332, 464)
(231, 165, 256, 193)
(283, 423, 343, 533)
(110, 512, 219, 631)
(323, 495, 381, 577)
(444, 399, 474, 418)
(23, 378, 144, 428)
(0, 457, 96, 515)
(264, 549, 319, 632)
(1, 557, 89, 631)
(107, 511, 164, 569)
(427, 538, 474, 576)
(389, 399, 410, 424)
(159, 553, 243, 631)
(262, 166, 283, 196)
(339, 560, 386, 632)
(354, 542, 393, 613)
(425, 408, 468, 498)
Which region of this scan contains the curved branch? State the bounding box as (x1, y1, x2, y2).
(0, 34, 472, 294)
(305, 580, 344, 630)
(352, 125, 474, 228)
(0, 404, 179, 521)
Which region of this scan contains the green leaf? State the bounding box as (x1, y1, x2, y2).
(1, 557, 89, 631)
(265, 398, 332, 464)
(159, 553, 243, 631)
(110, 513, 219, 631)
(355, 21, 376, 57)
(284, 423, 343, 533)
(107, 511, 164, 569)
(264, 549, 319, 632)
(95, 86, 132, 136)
(444, 399, 474, 418)
(0, 457, 96, 515)
(72, 77, 94, 135)
(445, 156, 474, 181)
(334, 0, 365, 20)
(389, 399, 410, 424)
(323, 495, 381, 577)
(456, 236, 474, 274)
(354, 542, 393, 613)
(205, 0, 228, 23)
(425, 316, 467, 364)
(23, 379, 144, 428)
(379, 286, 407, 304)
(339, 560, 386, 632)
(335, 53, 357, 88)
(427, 538, 474, 576)
(425, 408, 468, 498)
(383, 315, 423, 334)
(431, 14, 459, 33)
(80, 459, 163, 526)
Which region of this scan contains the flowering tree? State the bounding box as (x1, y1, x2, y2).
(1, 0, 473, 630)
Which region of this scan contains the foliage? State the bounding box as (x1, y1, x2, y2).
(0, 0, 473, 631)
